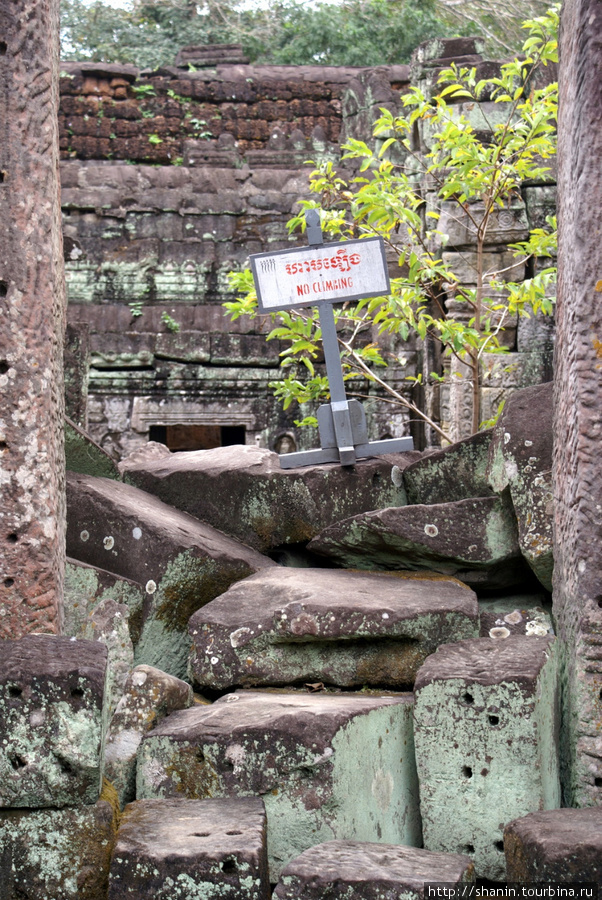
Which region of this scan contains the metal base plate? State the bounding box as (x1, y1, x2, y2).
(279, 436, 414, 469)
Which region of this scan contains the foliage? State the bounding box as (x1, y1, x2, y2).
(60, 0, 457, 69)
(224, 7, 558, 441)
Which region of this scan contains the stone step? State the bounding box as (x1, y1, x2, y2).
(0, 634, 107, 808)
(108, 797, 269, 900)
(308, 496, 531, 590)
(136, 689, 421, 881)
(66, 472, 274, 679)
(413, 635, 560, 880)
(121, 443, 414, 553)
(188, 567, 478, 691)
(504, 808, 602, 883)
(273, 840, 475, 899)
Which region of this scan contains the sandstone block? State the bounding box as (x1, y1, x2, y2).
(403, 430, 494, 505)
(0, 800, 117, 900)
(78, 596, 134, 717)
(487, 381, 554, 589)
(65, 417, 121, 480)
(504, 808, 602, 884)
(273, 840, 474, 899)
(108, 797, 269, 899)
(0, 634, 108, 808)
(64, 558, 145, 647)
(137, 690, 421, 880)
(105, 664, 193, 808)
(414, 636, 560, 880)
(308, 497, 530, 589)
(478, 594, 553, 640)
(66, 472, 274, 679)
(189, 568, 478, 691)
(121, 444, 413, 552)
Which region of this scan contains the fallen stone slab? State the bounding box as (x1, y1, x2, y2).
(66, 472, 274, 679)
(137, 690, 421, 881)
(105, 664, 193, 808)
(188, 568, 478, 691)
(414, 636, 560, 881)
(108, 797, 270, 900)
(0, 634, 108, 808)
(308, 497, 531, 589)
(273, 840, 475, 899)
(487, 381, 553, 589)
(403, 430, 494, 505)
(0, 799, 117, 900)
(504, 808, 602, 884)
(121, 444, 417, 552)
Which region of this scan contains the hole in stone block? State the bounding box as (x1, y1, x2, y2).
(0, 441, 7, 450)
(0, 42, 6, 55)
(71, 687, 85, 699)
(8, 685, 22, 698)
(596, 595, 602, 609)
(6, 533, 18, 543)
(226, 830, 242, 835)
(0, 361, 8, 374)
(221, 859, 237, 875)
(0, 282, 7, 297)
(196, 749, 205, 763)
(4, 577, 14, 587)
(0, 171, 5, 183)
(9, 754, 26, 770)
(463, 692, 474, 705)
(463, 844, 475, 854)
(495, 841, 505, 852)
(594, 777, 602, 787)
(462, 765, 473, 778)
(488, 714, 500, 726)
(191, 832, 210, 838)
(58, 758, 75, 775)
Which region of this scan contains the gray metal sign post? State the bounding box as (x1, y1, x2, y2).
(250, 209, 414, 468)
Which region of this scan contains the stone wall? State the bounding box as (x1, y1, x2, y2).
(59, 44, 556, 459)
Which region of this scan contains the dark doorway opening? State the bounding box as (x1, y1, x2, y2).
(149, 424, 246, 451)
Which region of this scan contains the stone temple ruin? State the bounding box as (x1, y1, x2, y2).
(0, 0, 601, 897)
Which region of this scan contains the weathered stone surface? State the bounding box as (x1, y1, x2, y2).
(403, 430, 494, 505)
(478, 594, 553, 640)
(309, 497, 530, 589)
(64, 322, 90, 428)
(66, 472, 274, 678)
(553, 0, 602, 808)
(504, 808, 602, 884)
(0, 634, 108, 808)
(78, 597, 134, 717)
(108, 797, 269, 899)
(121, 444, 414, 552)
(274, 840, 475, 899)
(65, 417, 121, 480)
(0, 800, 117, 900)
(0, 0, 67, 638)
(488, 381, 554, 589)
(189, 568, 478, 690)
(137, 690, 421, 880)
(414, 636, 560, 880)
(105, 664, 193, 808)
(64, 557, 145, 647)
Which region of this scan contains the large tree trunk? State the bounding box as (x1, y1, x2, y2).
(553, 0, 602, 806)
(0, 0, 66, 635)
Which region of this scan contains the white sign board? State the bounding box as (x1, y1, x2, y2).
(250, 236, 390, 312)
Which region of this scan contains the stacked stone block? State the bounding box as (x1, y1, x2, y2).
(0, 634, 115, 899)
(413, 636, 560, 880)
